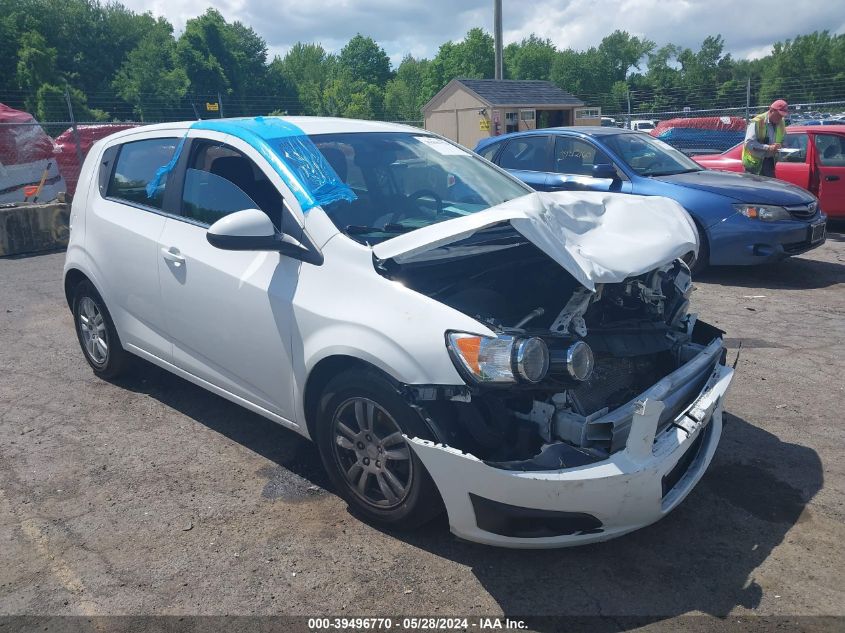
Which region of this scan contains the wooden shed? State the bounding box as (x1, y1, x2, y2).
(422, 78, 590, 148)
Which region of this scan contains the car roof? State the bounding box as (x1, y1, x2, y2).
(788, 124, 845, 133)
(98, 116, 426, 143)
(476, 126, 639, 147)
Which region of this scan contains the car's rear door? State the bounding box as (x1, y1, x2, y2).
(495, 135, 552, 189)
(775, 132, 810, 189)
(156, 132, 301, 423)
(812, 132, 845, 217)
(86, 133, 185, 361)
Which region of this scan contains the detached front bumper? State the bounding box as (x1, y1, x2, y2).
(408, 358, 734, 548)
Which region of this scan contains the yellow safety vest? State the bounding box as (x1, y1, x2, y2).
(741, 113, 785, 174)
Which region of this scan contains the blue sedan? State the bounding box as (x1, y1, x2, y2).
(475, 127, 827, 270)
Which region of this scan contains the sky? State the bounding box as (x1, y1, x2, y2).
(119, 0, 845, 66)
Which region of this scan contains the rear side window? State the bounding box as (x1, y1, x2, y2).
(106, 138, 179, 209)
(478, 142, 502, 162)
(498, 136, 550, 171)
(815, 133, 845, 166)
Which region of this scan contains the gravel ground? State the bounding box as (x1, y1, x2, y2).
(1, 228, 844, 631)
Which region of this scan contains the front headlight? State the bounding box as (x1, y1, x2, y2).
(446, 332, 549, 384)
(733, 204, 792, 221)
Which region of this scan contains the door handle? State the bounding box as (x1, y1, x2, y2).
(161, 247, 186, 266)
(825, 175, 840, 181)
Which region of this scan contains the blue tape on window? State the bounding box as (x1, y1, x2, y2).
(191, 117, 356, 212)
(145, 135, 186, 199)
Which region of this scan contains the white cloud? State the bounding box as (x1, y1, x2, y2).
(119, 0, 844, 65)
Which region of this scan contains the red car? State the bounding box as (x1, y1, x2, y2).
(53, 124, 138, 196)
(693, 125, 845, 218)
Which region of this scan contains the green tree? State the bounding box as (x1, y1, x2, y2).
(323, 69, 382, 119)
(16, 30, 58, 111)
(426, 28, 494, 95)
(265, 57, 300, 115)
(598, 30, 655, 83)
(113, 20, 190, 122)
(758, 31, 845, 105)
(384, 55, 431, 121)
(338, 34, 392, 87)
(504, 35, 556, 80)
(279, 43, 334, 115)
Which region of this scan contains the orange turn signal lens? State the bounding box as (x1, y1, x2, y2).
(453, 335, 481, 374)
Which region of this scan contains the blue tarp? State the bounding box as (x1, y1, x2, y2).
(147, 117, 356, 212)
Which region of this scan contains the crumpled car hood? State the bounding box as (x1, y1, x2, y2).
(372, 191, 698, 291)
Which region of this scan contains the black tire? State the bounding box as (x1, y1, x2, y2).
(684, 223, 710, 276)
(72, 280, 129, 379)
(315, 368, 444, 530)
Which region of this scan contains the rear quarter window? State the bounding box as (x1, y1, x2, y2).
(106, 138, 180, 209)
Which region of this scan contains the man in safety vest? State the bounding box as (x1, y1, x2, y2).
(742, 99, 789, 177)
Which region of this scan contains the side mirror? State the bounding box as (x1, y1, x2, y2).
(206, 208, 323, 265)
(207, 208, 279, 251)
(592, 163, 618, 180)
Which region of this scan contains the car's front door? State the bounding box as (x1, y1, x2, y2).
(775, 132, 810, 189)
(496, 135, 552, 189)
(156, 135, 301, 423)
(545, 136, 631, 193)
(812, 132, 845, 217)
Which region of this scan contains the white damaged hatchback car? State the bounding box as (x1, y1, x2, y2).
(64, 117, 734, 548)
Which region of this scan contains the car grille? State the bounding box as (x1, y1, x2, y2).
(785, 201, 818, 219)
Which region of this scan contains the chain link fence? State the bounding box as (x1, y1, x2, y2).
(600, 101, 845, 155)
(1, 83, 844, 203)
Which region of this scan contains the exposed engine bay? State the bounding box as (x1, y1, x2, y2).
(376, 225, 725, 468)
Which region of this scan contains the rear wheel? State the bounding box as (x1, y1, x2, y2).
(315, 369, 443, 529)
(72, 280, 129, 379)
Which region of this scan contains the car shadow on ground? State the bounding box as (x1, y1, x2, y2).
(113, 362, 822, 625)
(111, 360, 332, 496)
(699, 253, 845, 290)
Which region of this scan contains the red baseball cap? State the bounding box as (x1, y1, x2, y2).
(770, 99, 789, 115)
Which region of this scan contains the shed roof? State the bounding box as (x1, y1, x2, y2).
(454, 79, 584, 107)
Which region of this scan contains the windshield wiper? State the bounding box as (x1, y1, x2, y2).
(345, 224, 414, 235)
(646, 168, 702, 177)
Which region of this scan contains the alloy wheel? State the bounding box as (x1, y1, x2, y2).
(78, 296, 109, 366)
(331, 397, 413, 509)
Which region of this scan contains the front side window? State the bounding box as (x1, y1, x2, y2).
(554, 137, 613, 176)
(106, 138, 180, 209)
(814, 133, 845, 166)
(498, 136, 550, 172)
(602, 133, 703, 177)
(181, 142, 284, 227)
(311, 132, 530, 243)
(781, 133, 808, 163)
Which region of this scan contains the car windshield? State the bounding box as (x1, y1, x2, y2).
(310, 132, 531, 243)
(602, 133, 703, 177)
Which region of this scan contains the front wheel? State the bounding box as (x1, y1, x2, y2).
(683, 223, 710, 275)
(315, 369, 443, 530)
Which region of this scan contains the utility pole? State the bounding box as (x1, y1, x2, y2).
(745, 77, 751, 122)
(64, 87, 84, 169)
(494, 0, 503, 80)
(627, 88, 632, 128)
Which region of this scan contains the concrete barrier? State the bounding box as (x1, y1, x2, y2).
(0, 202, 70, 257)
